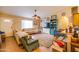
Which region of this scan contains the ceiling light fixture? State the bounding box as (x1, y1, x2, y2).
(33, 9, 41, 19)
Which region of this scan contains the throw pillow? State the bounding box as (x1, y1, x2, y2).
(56, 40, 64, 47)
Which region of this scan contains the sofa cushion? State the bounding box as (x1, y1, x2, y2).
(27, 39, 38, 45)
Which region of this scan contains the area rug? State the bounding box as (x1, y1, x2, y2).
(32, 33, 54, 48)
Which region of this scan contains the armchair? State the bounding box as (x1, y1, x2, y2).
(20, 36, 39, 52)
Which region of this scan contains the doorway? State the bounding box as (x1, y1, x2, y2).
(0, 19, 13, 37)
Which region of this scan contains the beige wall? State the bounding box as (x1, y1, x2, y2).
(52, 7, 72, 29)
(0, 13, 22, 36)
(53, 6, 79, 29)
(12, 18, 21, 31)
(77, 7, 79, 14)
(0, 18, 13, 36)
(0, 13, 21, 30)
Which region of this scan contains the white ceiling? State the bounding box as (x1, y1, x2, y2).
(0, 6, 69, 19)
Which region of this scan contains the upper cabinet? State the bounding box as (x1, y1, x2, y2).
(71, 6, 78, 15)
(71, 7, 79, 26)
(73, 13, 79, 26)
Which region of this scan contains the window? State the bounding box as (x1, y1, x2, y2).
(21, 20, 33, 29)
(4, 19, 12, 22)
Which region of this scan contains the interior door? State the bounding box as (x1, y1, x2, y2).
(1, 20, 13, 37)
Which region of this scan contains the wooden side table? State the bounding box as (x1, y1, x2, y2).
(66, 33, 72, 52)
(71, 37, 79, 52)
(51, 45, 64, 52)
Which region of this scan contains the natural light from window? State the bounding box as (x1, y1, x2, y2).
(21, 20, 33, 29)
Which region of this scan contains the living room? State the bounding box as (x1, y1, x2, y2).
(0, 6, 79, 52)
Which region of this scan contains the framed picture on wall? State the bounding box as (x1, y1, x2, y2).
(52, 15, 57, 19)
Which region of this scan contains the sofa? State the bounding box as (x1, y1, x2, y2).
(20, 36, 39, 52)
(23, 28, 41, 35)
(14, 34, 22, 46)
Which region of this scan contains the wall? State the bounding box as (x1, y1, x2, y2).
(0, 13, 22, 30)
(0, 12, 35, 37)
(0, 17, 13, 36)
(53, 6, 79, 29)
(12, 18, 21, 31)
(52, 7, 72, 29)
(0, 13, 22, 37)
(78, 7, 79, 12)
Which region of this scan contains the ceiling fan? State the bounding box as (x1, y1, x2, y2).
(33, 9, 40, 19)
